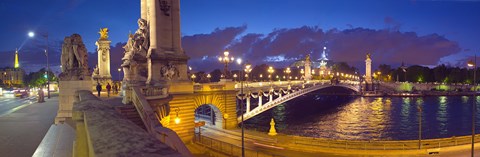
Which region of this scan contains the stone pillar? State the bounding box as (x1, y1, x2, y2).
(95, 40, 112, 78)
(365, 54, 372, 84)
(140, 0, 147, 20)
(172, 0, 183, 53)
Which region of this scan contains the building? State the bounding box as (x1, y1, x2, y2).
(0, 49, 25, 87)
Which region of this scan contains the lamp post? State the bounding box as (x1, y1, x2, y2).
(207, 73, 211, 82)
(245, 63, 252, 88)
(117, 68, 122, 81)
(29, 31, 50, 99)
(218, 51, 235, 79)
(233, 73, 238, 82)
(268, 66, 274, 86)
(236, 58, 246, 157)
(468, 55, 477, 157)
(285, 67, 291, 84)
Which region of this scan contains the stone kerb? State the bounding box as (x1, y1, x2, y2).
(72, 90, 182, 157)
(56, 79, 93, 124)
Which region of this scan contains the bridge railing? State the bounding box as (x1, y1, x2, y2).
(194, 133, 284, 157)
(292, 134, 480, 151)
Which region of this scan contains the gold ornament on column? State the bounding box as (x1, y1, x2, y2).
(99, 28, 109, 40)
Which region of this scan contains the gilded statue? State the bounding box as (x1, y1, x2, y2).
(99, 28, 109, 40)
(366, 53, 371, 60)
(305, 54, 311, 62)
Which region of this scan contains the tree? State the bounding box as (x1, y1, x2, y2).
(24, 68, 56, 88)
(433, 64, 448, 83)
(209, 69, 222, 82)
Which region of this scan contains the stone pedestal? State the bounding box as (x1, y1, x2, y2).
(365, 58, 372, 84)
(55, 80, 93, 124)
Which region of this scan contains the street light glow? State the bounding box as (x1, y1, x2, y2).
(28, 31, 35, 38)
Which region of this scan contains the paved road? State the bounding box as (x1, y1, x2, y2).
(0, 95, 58, 157)
(0, 94, 37, 117)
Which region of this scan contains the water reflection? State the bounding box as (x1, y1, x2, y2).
(244, 94, 480, 140)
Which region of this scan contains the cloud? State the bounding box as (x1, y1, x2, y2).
(0, 25, 462, 76)
(183, 25, 461, 73)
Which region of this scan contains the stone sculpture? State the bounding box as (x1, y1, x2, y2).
(121, 18, 149, 82)
(161, 63, 179, 80)
(93, 65, 99, 76)
(59, 34, 90, 80)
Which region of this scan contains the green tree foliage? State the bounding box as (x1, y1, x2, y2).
(24, 68, 57, 88)
(380, 64, 477, 84)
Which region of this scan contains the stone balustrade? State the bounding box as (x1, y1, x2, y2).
(72, 90, 182, 157)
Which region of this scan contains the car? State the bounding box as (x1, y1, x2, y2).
(14, 89, 29, 98)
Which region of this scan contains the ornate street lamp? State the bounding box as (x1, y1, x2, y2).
(268, 66, 275, 83)
(468, 56, 477, 157)
(207, 73, 211, 82)
(191, 74, 196, 83)
(233, 73, 238, 82)
(218, 51, 235, 79)
(244, 63, 252, 86)
(284, 67, 291, 82)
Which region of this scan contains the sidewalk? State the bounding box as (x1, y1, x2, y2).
(0, 97, 58, 157)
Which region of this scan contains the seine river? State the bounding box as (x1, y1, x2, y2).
(243, 92, 480, 140)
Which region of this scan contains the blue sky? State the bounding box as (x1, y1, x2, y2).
(0, 0, 479, 74)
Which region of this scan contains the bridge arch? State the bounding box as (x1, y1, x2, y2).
(239, 83, 361, 122)
(311, 84, 360, 94)
(192, 94, 225, 129)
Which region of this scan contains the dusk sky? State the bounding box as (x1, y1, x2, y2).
(0, 0, 479, 76)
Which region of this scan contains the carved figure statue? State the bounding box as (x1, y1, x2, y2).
(121, 18, 150, 83)
(122, 19, 149, 67)
(59, 34, 90, 80)
(366, 53, 371, 60)
(305, 54, 311, 62)
(93, 65, 99, 75)
(161, 63, 179, 80)
(99, 28, 109, 40)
